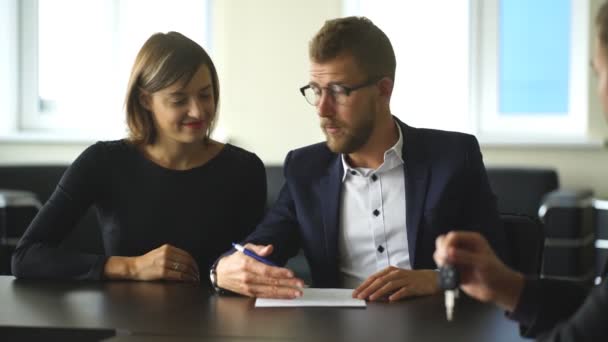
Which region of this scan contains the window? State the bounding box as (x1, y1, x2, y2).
(9, 0, 211, 140)
(345, 0, 471, 134)
(499, 0, 571, 114)
(475, 0, 589, 142)
(345, 0, 592, 143)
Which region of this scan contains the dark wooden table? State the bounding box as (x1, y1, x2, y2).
(0, 276, 529, 341)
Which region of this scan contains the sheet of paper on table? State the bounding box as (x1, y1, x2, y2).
(255, 288, 366, 308)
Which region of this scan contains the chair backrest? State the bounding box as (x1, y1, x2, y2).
(487, 167, 559, 217)
(265, 165, 285, 210)
(501, 213, 545, 276)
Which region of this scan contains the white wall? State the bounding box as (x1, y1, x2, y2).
(211, 0, 338, 163)
(0, 143, 85, 164)
(1, 0, 608, 198)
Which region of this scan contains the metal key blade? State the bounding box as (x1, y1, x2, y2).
(445, 289, 458, 321)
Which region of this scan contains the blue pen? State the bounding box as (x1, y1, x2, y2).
(232, 243, 277, 266)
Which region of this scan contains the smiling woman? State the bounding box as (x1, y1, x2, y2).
(142, 65, 214, 146)
(124, 32, 222, 170)
(11, 32, 268, 286)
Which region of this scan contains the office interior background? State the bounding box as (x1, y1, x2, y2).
(0, 0, 607, 198)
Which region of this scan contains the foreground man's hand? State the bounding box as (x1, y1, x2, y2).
(433, 231, 524, 312)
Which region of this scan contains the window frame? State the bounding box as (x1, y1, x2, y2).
(1, 0, 213, 143)
(0, 0, 20, 138)
(344, 0, 599, 145)
(472, 0, 591, 143)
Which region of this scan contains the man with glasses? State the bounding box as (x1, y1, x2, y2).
(212, 16, 508, 301)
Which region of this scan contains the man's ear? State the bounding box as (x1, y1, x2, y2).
(377, 77, 394, 100)
(139, 89, 152, 111)
(378, 77, 395, 103)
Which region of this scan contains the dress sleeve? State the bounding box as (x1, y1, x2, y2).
(11, 142, 109, 280)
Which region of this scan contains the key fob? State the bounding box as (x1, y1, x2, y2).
(439, 265, 460, 290)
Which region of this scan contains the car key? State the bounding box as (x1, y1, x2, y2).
(438, 265, 460, 321)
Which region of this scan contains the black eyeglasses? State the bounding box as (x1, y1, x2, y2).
(299, 78, 380, 106)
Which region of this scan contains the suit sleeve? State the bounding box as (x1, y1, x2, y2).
(464, 136, 510, 264)
(537, 281, 608, 341)
(11, 143, 108, 280)
(511, 278, 589, 337)
(241, 151, 301, 266)
(509, 277, 603, 341)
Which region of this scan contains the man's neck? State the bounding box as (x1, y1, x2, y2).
(347, 116, 399, 169)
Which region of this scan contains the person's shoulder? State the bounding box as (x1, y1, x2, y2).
(80, 139, 132, 162)
(223, 143, 262, 164)
(60, 140, 131, 187)
(96, 139, 130, 149)
(408, 125, 476, 145)
(406, 125, 479, 154)
(220, 143, 266, 175)
(289, 141, 334, 161)
(84, 139, 129, 153)
(223, 143, 256, 159)
(74, 139, 121, 160)
(283, 142, 336, 177)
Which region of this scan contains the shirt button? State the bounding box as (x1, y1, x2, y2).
(373, 209, 380, 216)
(377, 245, 385, 253)
(371, 174, 378, 181)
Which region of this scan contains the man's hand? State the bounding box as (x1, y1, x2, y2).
(104, 244, 200, 282)
(433, 231, 524, 312)
(353, 267, 440, 302)
(216, 244, 305, 298)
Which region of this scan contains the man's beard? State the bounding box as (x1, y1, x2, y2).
(322, 112, 375, 154)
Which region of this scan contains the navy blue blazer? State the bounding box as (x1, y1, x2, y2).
(245, 118, 509, 287)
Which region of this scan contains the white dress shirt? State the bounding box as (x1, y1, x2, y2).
(338, 122, 410, 289)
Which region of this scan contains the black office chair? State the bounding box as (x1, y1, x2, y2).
(501, 213, 545, 276)
(0, 190, 41, 275)
(487, 167, 559, 218)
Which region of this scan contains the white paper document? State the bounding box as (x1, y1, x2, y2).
(255, 288, 366, 308)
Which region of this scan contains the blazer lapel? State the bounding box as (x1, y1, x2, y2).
(399, 120, 430, 268)
(319, 155, 343, 269)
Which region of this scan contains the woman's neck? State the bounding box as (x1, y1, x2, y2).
(142, 138, 219, 170)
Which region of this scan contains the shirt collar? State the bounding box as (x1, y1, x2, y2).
(341, 119, 405, 182)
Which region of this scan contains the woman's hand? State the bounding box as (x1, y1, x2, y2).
(104, 244, 200, 282)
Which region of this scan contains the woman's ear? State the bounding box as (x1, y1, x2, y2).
(138, 89, 152, 111)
